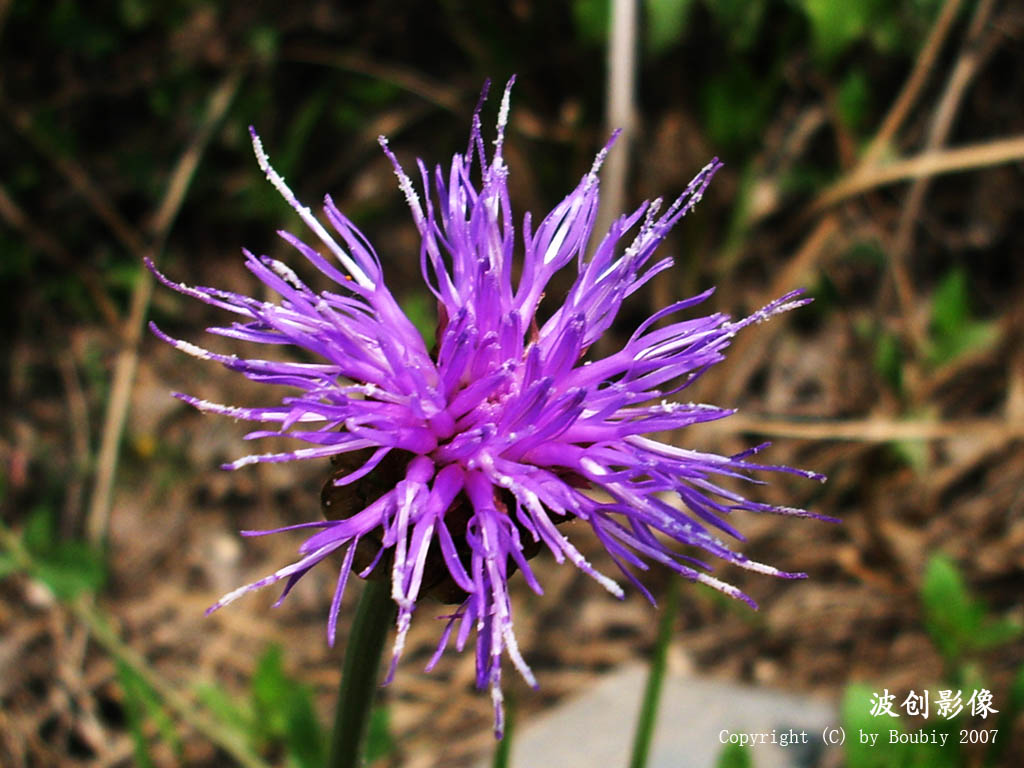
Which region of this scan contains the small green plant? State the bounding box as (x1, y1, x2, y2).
(921, 555, 1022, 684)
(842, 554, 1022, 768)
(715, 741, 752, 768)
(196, 643, 395, 767)
(0, 505, 106, 600)
(117, 660, 184, 767)
(927, 269, 998, 367)
(714, 555, 1023, 768)
(843, 682, 960, 768)
(197, 644, 336, 768)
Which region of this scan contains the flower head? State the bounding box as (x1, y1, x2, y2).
(151, 78, 826, 734)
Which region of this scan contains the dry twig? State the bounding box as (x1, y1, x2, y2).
(591, 0, 639, 264)
(888, 0, 998, 352)
(707, 0, 1006, 405)
(862, 0, 966, 165)
(86, 66, 244, 546)
(809, 134, 1024, 213)
(706, 415, 1024, 443)
(280, 46, 463, 113)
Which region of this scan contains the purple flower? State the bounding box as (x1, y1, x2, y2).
(150, 78, 826, 733)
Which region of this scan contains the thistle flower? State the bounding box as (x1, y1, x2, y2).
(150, 78, 825, 733)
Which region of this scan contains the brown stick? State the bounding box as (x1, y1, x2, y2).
(704, 0, 998, 406)
(717, 217, 840, 405)
(705, 415, 1024, 443)
(888, 0, 997, 352)
(809, 135, 1024, 213)
(591, 0, 639, 264)
(280, 46, 462, 113)
(86, 67, 243, 546)
(862, 0, 966, 165)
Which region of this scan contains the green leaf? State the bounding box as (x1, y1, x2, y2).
(842, 683, 910, 768)
(247, 26, 279, 64)
(364, 705, 394, 764)
(931, 269, 970, 337)
(844, 239, 887, 267)
(837, 69, 870, 134)
(572, 0, 610, 45)
(284, 686, 325, 768)
(33, 541, 106, 599)
(195, 683, 252, 734)
(251, 644, 290, 743)
(23, 506, 55, 553)
(798, 0, 872, 64)
(248, 644, 326, 766)
(645, 0, 695, 55)
(927, 269, 997, 366)
(22, 507, 106, 599)
(1006, 662, 1024, 712)
(874, 331, 903, 393)
(252, 645, 288, 710)
(971, 617, 1023, 650)
(921, 554, 981, 665)
(700, 68, 776, 151)
(841, 683, 961, 768)
(715, 741, 752, 768)
(106, 260, 145, 294)
(117, 662, 157, 768)
(889, 439, 929, 474)
(986, 663, 1024, 767)
(919, 553, 1020, 690)
(116, 661, 182, 766)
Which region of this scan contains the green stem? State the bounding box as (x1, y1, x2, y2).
(628, 576, 679, 768)
(491, 688, 515, 768)
(327, 579, 394, 768)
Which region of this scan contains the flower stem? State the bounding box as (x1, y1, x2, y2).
(491, 688, 516, 768)
(628, 575, 679, 768)
(327, 579, 394, 768)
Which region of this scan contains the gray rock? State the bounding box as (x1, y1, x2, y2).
(486, 664, 836, 768)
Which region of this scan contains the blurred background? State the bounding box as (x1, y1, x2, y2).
(1, 1, 1022, 766)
